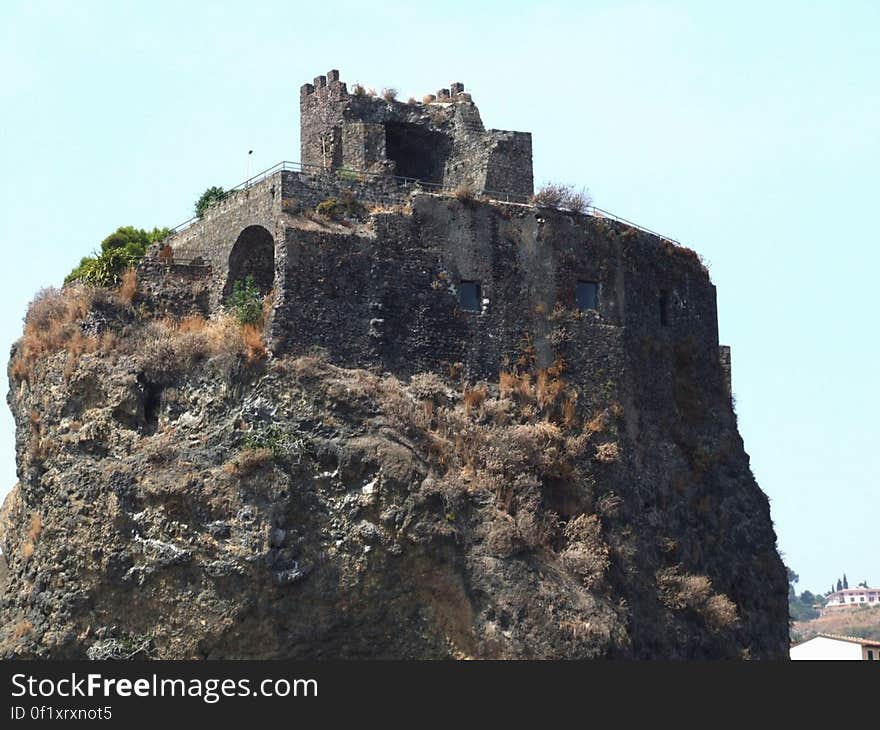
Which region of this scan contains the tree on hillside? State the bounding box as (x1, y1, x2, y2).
(195, 186, 229, 218)
(787, 566, 821, 622)
(65, 225, 169, 287)
(837, 578, 843, 592)
(843, 574, 849, 589)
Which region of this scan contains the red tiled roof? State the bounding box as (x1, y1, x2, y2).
(817, 633, 880, 647)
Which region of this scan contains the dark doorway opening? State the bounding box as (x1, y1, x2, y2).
(223, 225, 275, 298)
(385, 123, 452, 183)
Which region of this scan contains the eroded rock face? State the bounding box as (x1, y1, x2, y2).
(0, 297, 788, 658)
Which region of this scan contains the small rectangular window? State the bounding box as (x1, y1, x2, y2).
(659, 290, 671, 326)
(576, 281, 599, 311)
(459, 281, 481, 313)
(868, 650, 874, 660)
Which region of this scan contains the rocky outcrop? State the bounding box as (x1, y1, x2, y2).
(0, 275, 788, 659)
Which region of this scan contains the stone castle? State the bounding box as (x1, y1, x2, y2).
(142, 68, 731, 395)
(2, 69, 790, 660)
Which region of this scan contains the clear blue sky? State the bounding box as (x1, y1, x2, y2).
(1, 0, 877, 592)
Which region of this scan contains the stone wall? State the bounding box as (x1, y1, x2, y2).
(149, 180, 726, 408)
(155, 174, 281, 311)
(267, 195, 723, 400)
(300, 69, 533, 200)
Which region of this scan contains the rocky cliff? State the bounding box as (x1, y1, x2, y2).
(0, 216, 789, 660)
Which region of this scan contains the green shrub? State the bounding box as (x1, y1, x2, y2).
(195, 186, 229, 218)
(65, 226, 169, 287)
(225, 276, 262, 325)
(315, 193, 367, 221)
(243, 423, 308, 462)
(336, 168, 361, 182)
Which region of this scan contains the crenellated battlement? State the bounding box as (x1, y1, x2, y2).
(299, 70, 471, 104)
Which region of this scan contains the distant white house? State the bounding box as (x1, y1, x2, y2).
(823, 587, 880, 610)
(790, 634, 880, 660)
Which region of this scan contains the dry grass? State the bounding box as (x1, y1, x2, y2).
(409, 372, 450, 404)
(793, 606, 880, 643)
(656, 566, 739, 632)
(369, 360, 596, 559)
(499, 371, 520, 399)
(261, 286, 275, 323)
(117, 267, 138, 305)
(561, 395, 578, 427)
(382, 87, 398, 102)
(11, 620, 33, 640)
(28, 511, 42, 542)
(453, 184, 476, 203)
(21, 512, 41, 560)
(662, 238, 709, 276)
(594, 441, 620, 464)
(560, 514, 610, 588)
(596, 492, 622, 518)
(369, 202, 410, 216)
(535, 369, 565, 408)
(584, 411, 605, 434)
(223, 447, 274, 476)
(11, 286, 101, 381)
(498, 364, 570, 426)
(422, 93, 436, 104)
(241, 324, 267, 363)
(286, 352, 330, 380)
(9, 357, 27, 381)
(157, 244, 173, 264)
(136, 314, 267, 383)
(530, 183, 593, 213)
(462, 384, 487, 411)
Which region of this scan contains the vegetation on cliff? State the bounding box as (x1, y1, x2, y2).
(0, 265, 789, 659)
(65, 226, 169, 287)
(194, 186, 229, 218)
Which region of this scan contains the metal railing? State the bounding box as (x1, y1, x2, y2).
(586, 205, 683, 246)
(167, 160, 684, 246)
(143, 256, 211, 268)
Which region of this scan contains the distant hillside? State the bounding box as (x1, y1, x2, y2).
(793, 606, 880, 643)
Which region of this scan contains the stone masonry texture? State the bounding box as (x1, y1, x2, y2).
(0, 70, 789, 659)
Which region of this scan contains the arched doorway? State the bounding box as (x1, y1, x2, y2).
(223, 225, 275, 297)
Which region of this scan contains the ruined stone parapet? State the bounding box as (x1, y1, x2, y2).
(300, 69, 533, 199)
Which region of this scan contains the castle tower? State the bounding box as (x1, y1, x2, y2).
(300, 69, 534, 201)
